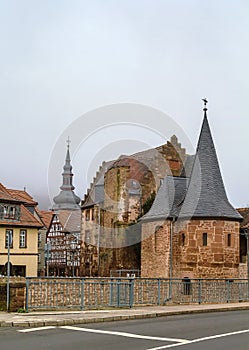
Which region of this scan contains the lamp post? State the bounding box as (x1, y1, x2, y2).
(6, 230, 11, 312)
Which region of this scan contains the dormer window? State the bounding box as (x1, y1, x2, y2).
(3, 205, 17, 219)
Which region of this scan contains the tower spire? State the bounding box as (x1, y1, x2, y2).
(178, 101, 242, 220)
(53, 139, 80, 210)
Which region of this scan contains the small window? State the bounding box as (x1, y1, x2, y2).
(20, 230, 27, 248)
(181, 233, 185, 246)
(227, 233, 231, 247)
(202, 233, 208, 246)
(5, 229, 13, 248)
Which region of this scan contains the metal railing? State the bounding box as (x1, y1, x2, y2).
(25, 277, 249, 311)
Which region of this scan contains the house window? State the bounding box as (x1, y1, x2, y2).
(227, 233, 231, 247)
(5, 229, 13, 248)
(202, 233, 208, 246)
(20, 230, 27, 248)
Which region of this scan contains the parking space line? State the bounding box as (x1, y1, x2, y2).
(60, 325, 190, 343)
(147, 329, 249, 350)
(18, 326, 57, 333)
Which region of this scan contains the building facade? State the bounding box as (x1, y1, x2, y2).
(0, 184, 43, 277)
(81, 103, 246, 279)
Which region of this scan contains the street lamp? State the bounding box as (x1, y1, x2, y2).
(45, 242, 51, 277)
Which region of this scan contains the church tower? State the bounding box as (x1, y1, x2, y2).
(53, 140, 80, 210)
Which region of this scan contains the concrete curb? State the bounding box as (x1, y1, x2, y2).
(1, 304, 249, 327)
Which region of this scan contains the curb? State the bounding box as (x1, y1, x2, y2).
(1, 305, 249, 327)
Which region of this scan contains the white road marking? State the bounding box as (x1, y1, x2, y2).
(60, 326, 189, 343)
(147, 329, 249, 350)
(18, 326, 57, 333)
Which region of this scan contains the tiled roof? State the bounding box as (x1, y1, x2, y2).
(38, 210, 54, 229)
(0, 204, 43, 228)
(0, 183, 19, 202)
(7, 189, 37, 205)
(0, 183, 43, 228)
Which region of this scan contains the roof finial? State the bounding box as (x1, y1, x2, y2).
(202, 98, 208, 116)
(67, 136, 71, 149)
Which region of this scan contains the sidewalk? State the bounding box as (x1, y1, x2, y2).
(0, 302, 249, 327)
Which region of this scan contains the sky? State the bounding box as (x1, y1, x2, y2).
(0, 0, 249, 210)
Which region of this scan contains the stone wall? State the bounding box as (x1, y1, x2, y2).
(0, 278, 25, 311)
(141, 219, 241, 279)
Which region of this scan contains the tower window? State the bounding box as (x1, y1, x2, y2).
(227, 233, 231, 247)
(202, 233, 208, 246)
(181, 233, 185, 246)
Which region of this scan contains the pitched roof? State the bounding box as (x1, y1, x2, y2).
(0, 183, 20, 202)
(82, 160, 115, 208)
(7, 189, 38, 205)
(55, 209, 81, 233)
(141, 176, 188, 221)
(141, 110, 242, 222)
(0, 204, 43, 227)
(0, 183, 43, 228)
(179, 112, 242, 220)
(38, 210, 54, 229)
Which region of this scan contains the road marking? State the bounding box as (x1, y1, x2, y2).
(147, 329, 249, 350)
(60, 326, 189, 343)
(18, 326, 57, 333)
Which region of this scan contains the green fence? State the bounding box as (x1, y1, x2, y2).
(25, 277, 249, 311)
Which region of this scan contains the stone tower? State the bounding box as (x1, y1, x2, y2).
(141, 102, 243, 278)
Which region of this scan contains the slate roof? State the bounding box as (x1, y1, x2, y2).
(141, 111, 242, 222)
(82, 160, 115, 208)
(141, 176, 188, 221)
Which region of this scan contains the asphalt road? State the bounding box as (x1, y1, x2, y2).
(0, 310, 248, 350)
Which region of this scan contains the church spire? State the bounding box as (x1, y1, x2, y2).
(179, 100, 242, 220)
(53, 139, 80, 210)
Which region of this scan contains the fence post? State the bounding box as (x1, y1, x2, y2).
(117, 279, 120, 307)
(198, 279, 202, 304)
(157, 279, 161, 305)
(129, 278, 134, 308)
(81, 278, 84, 310)
(25, 278, 29, 312)
(226, 279, 230, 303)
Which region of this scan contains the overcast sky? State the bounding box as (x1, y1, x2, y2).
(1, 0, 248, 210)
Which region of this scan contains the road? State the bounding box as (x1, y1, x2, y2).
(0, 310, 248, 350)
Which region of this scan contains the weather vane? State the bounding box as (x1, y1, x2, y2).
(202, 98, 208, 111)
